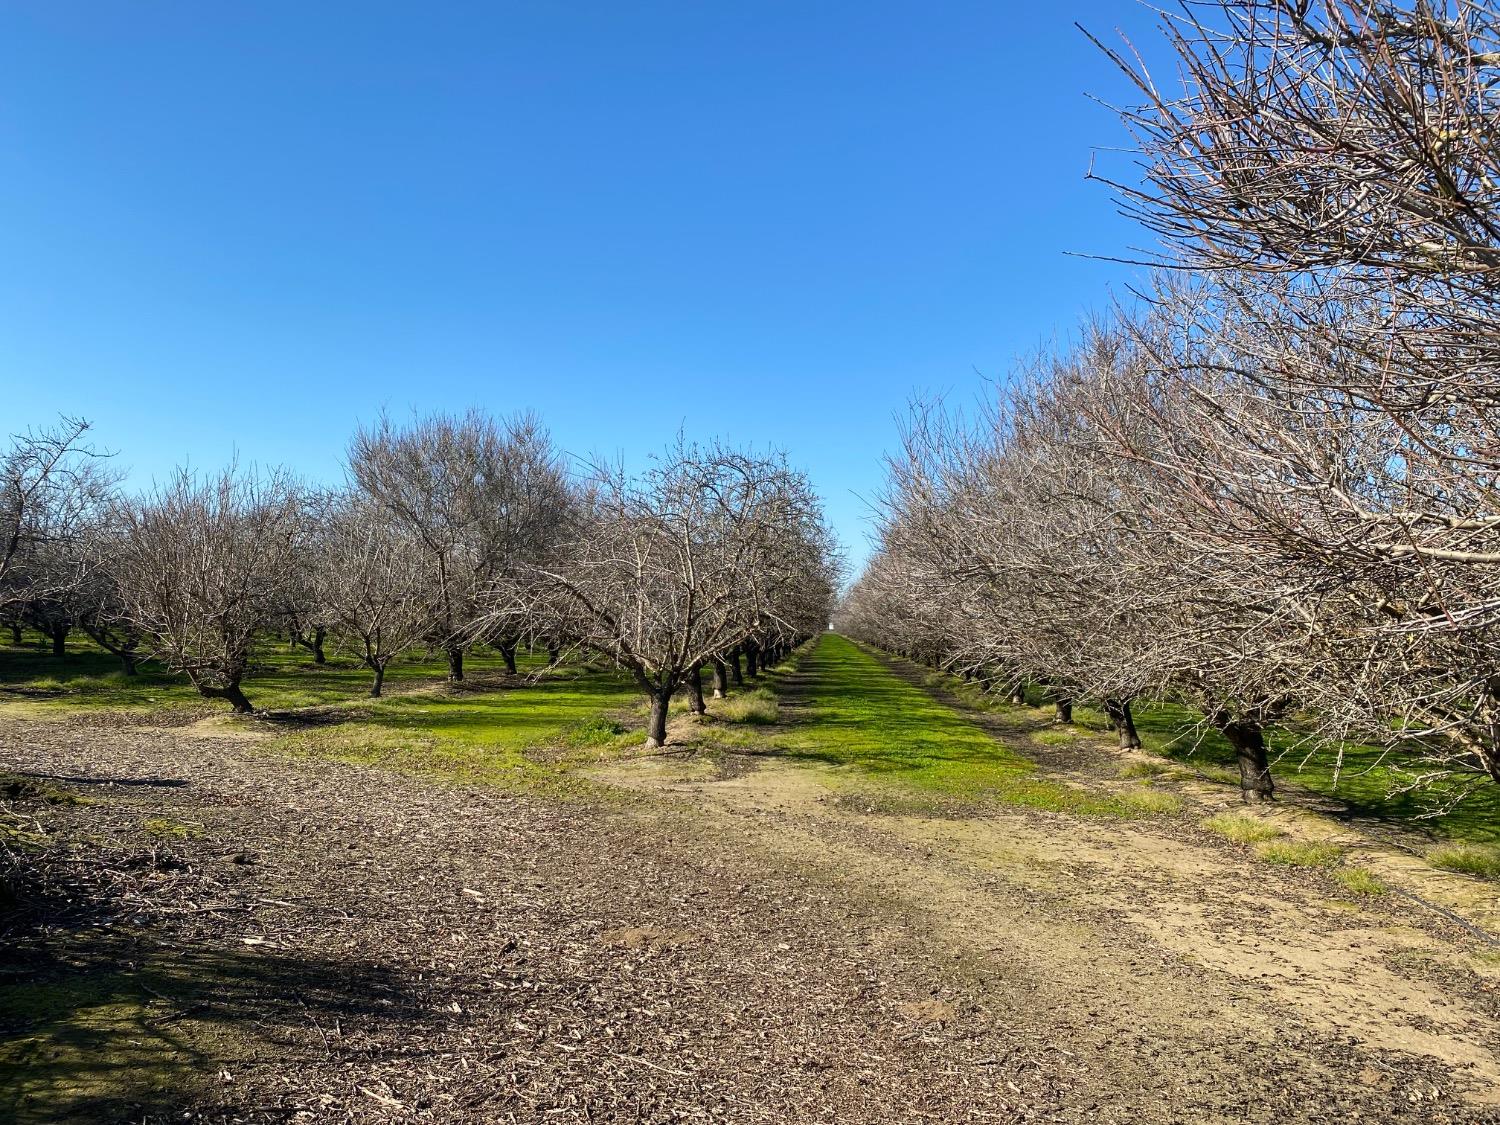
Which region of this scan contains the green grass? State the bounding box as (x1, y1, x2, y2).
(563, 715, 630, 746)
(1119, 761, 1170, 780)
(1118, 788, 1182, 815)
(1202, 813, 1285, 845)
(1130, 701, 1500, 846)
(1255, 839, 1345, 867)
(772, 636, 1130, 816)
(269, 664, 642, 789)
(1427, 843, 1500, 879)
(0, 631, 551, 715)
(1332, 867, 1387, 896)
(711, 687, 779, 725)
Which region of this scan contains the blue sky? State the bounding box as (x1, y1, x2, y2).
(1, 1, 1160, 571)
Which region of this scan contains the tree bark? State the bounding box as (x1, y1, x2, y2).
(547, 644, 560, 666)
(1214, 714, 1275, 802)
(745, 643, 759, 678)
(7, 623, 20, 644)
(1052, 696, 1072, 724)
(49, 625, 67, 657)
(730, 650, 744, 686)
(688, 665, 706, 714)
(645, 691, 670, 748)
(220, 682, 253, 714)
(369, 663, 386, 697)
(119, 650, 138, 676)
(711, 659, 728, 699)
(191, 675, 253, 714)
(312, 627, 326, 665)
(1009, 686, 1027, 706)
(446, 645, 464, 683)
(1105, 699, 1142, 749)
(499, 643, 518, 675)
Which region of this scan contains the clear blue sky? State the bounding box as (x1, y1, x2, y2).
(1, 1, 1159, 571)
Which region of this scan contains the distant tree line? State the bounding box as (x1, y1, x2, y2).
(839, 0, 1500, 804)
(0, 412, 838, 747)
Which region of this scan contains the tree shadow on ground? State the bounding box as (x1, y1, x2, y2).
(0, 793, 452, 1125)
(1, 935, 445, 1125)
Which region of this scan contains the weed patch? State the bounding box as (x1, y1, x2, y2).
(1118, 788, 1182, 816)
(1256, 840, 1344, 867)
(713, 689, 778, 725)
(1428, 844, 1500, 879)
(1203, 813, 1284, 845)
(1332, 867, 1387, 896)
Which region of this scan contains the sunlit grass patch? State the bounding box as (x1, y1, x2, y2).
(1332, 867, 1387, 896)
(1119, 761, 1170, 780)
(1118, 788, 1182, 815)
(1256, 839, 1344, 867)
(1203, 813, 1285, 844)
(777, 639, 1134, 817)
(712, 689, 778, 725)
(267, 667, 641, 791)
(564, 716, 629, 746)
(1427, 844, 1500, 879)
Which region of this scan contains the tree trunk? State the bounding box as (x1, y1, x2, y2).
(312, 627, 326, 665)
(1105, 699, 1142, 749)
(120, 650, 138, 676)
(7, 623, 20, 644)
(49, 625, 67, 657)
(1009, 686, 1026, 706)
(221, 682, 253, 714)
(711, 659, 728, 699)
(1214, 715, 1275, 802)
(730, 651, 744, 686)
(369, 663, 386, 697)
(446, 645, 464, 683)
(1052, 696, 1072, 724)
(499, 643, 518, 675)
(547, 644, 560, 666)
(192, 675, 253, 714)
(745, 643, 759, 678)
(688, 665, 706, 715)
(645, 691, 670, 748)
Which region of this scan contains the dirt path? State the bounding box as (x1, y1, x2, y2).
(596, 648, 1500, 1119)
(3, 647, 1499, 1122)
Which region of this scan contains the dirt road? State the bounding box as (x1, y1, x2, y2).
(3, 645, 1498, 1123)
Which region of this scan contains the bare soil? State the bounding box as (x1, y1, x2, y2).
(3, 657, 1499, 1123)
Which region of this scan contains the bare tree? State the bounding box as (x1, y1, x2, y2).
(1083, 0, 1500, 791)
(112, 467, 301, 713)
(0, 416, 115, 622)
(534, 441, 834, 748)
(311, 492, 434, 696)
(349, 410, 571, 682)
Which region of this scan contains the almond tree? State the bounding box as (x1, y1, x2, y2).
(349, 410, 571, 681)
(535, 441, 834, 748)
(1, 416, 115, 627)
(310, 493, 434, 697)
(112, 467, 301, 713)
(1088, 0, 1500, 790)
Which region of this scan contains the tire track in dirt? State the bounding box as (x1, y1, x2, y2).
(596, 639, 1500, 1116)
